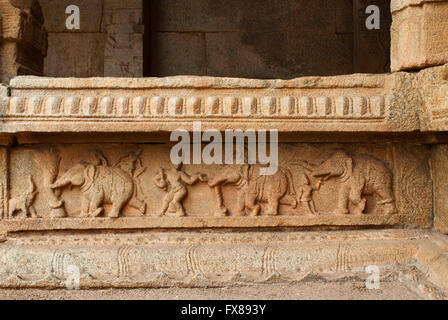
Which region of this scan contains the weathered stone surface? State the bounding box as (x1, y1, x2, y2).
(391, 0, 448, 71)
(44, 33, 105, 77)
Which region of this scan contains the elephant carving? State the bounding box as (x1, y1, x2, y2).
(50, 151, 146, 218)
(208, 164, 297, 216)
(296, 150, 396, 215)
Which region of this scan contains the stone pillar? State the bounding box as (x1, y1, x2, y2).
(391, 0, 448, 71)
(0, 0, 47, 83)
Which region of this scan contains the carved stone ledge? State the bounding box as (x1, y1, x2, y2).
(0, 73, 422, 132)
(0, 215, 401, 233)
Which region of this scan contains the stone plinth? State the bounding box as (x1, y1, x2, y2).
(0, 68, 447, 295)
(0, 229, 448, 294)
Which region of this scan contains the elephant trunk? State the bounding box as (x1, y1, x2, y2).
(208, 176, 227, 187)
(312, 168, 331, 178)
(50, 176, 70, 189)
(311, 161, 335, 178)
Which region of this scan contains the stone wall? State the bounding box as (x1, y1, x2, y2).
(39, 0, 143, 77)
(38, 0, 391, 79)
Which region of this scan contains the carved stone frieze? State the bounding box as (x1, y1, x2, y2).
(0, 142, 431, 232)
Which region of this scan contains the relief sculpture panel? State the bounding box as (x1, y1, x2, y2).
(50, 150, 146, 218)
(295, 150, 396, 216)
(0, 143, 431, 231)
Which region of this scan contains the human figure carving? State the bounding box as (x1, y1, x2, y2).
(296, 173, 321, 215)
(153, 163, 207, 217)
(295, 150, 396, 215)
(9, 176, 38, 219)
(50, 150, 146, 218)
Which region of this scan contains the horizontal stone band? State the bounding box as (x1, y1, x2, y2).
(1, 95, 386, 118)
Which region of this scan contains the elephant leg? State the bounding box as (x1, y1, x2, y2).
(22, 205, 29, 218)
(109, 192, 130, 218)
(109, 201, 126, 218)
(29, 206, 38, 218)
(245, 192, 260, 216)
(349, 185, 366, 215)
(212, 186, 227, 217)
(234, 190, 246, 216)
(264, 197, 280, 216)
(81, 197, 90, 217)
(335, 184, 350, 215)
(280, 194, 297, 208)
(89, 193, 104, 217)
(375, 186, 396, 215)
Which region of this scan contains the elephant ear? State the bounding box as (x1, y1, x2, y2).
(84, 164, 97, 187)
